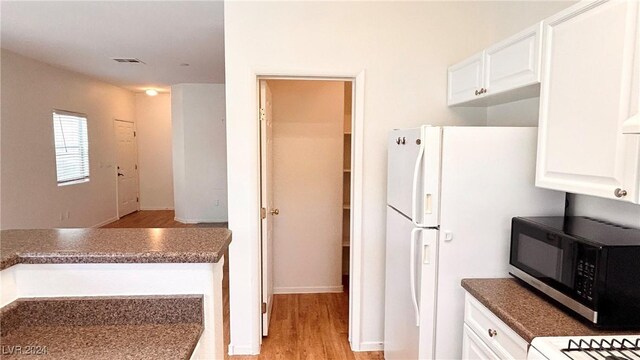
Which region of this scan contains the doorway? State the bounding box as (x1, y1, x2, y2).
(114, 119, 140, 218)
(259, 79, 354, 341)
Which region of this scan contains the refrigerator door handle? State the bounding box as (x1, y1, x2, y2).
(411, 135, 425, 227)
(410, 228, 421, 326)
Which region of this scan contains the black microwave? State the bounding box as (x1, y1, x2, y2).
(510, 216, 640, 328)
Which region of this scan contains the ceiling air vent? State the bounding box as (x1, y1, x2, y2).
(111, 58, 145, 64)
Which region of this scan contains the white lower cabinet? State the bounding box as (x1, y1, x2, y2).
(463, 292, 529, 360)
(463, 324, 500, 360)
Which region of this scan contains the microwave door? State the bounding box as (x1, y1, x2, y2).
(512, 232, 575, 289)
(561, 242, 577, 288)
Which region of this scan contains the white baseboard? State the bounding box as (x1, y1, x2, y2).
(91, 217, 118, 228)
(355, 341, 384, 352)
(174, 217, 228, 224)
(273, 285, 343, 294)
(227, 344, 260, 356)
(139, 206, 174, 211)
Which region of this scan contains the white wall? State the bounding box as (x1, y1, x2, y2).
(171, 84, 227, 223)
(135, 93, 174, 210)
(269, 80, 344, 294)
(486, 97, 540, 127)
(569, 194, 640, 228)
(1, 49, 135, 229)
(224, 1, 574, 354)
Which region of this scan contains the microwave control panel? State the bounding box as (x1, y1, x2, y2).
(575, 248, 597, 302)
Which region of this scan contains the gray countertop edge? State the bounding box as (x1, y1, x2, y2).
(461, 278, 638, 343)
(0, 234, 231, 271)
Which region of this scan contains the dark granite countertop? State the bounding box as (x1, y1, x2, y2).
(1, 295, 203, 359)
(461, 278, 636, 343)
(0, 228, 231, 271)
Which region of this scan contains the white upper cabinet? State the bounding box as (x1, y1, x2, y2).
(447, 24, 542, 106)
(448, 53, 484, 106)
(484, 23, 542, 95)
(536, 0, 640, 204)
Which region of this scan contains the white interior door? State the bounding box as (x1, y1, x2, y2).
(260, 81, 275, 336)
(115, 120, 139, 217)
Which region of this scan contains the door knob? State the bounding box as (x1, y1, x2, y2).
(117, 172, 124, 177)
(270, 208, 280, 215)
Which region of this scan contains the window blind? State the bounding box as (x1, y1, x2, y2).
(53, 111, 90, 185)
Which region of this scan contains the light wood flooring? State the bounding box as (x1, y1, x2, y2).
(101, 210, 227, 228)
(232, 292, 383, 360)
(103, 210, 383, 360)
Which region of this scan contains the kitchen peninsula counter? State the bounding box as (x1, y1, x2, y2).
(0, 295, 204, 360)
(0, 228, 231, 270)
(0, 227, 231, 359)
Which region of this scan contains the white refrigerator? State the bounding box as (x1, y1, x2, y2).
(384, 126, 565, 360)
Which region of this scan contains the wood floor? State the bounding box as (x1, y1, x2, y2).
(231, 293, 383, 360)
(103, 211, 383, 360)
(101, 210, 227, 228)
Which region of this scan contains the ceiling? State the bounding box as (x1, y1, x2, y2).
(0, 1, 225, 92)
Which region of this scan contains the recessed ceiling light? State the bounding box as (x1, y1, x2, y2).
(145, 89, 158, 96)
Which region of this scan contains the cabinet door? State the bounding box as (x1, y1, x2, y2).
(462, 324, 499, 360)
(537, 0, 640, 203)
(484, 23, 542, 95)
(448, 53, 484, 106)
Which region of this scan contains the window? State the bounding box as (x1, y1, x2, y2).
(53, 111, 90, 185)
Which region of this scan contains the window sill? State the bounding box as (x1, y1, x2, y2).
(57, 178, 90, 187)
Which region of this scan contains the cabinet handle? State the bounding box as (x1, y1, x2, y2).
(614, 188, 628, 198)
(488, 329, 498, 337)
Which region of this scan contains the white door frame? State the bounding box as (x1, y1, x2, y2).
(113, 119, 140, 219)
(254, 72, 366, 351)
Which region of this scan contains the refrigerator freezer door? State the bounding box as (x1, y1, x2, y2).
(384, 206, 421, 360)
(387, 128, 422, 218)
(418, 126, 442, 227)
(387, 126, 442, 226)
